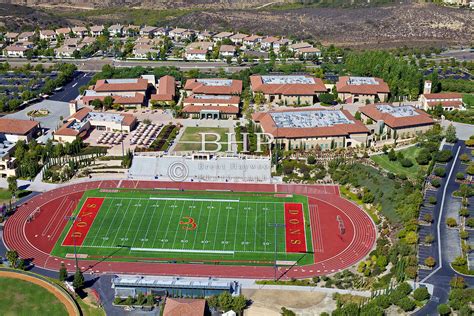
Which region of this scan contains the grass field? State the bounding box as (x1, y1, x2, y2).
(0, 277, 68, 315)
(52, 189, 313, 266)
(175, 127, 230, 152)
(371, 146, 425, 178)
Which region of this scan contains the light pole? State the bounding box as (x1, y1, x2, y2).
(65, 215, 81, 269)
(268, 223, 285, 281)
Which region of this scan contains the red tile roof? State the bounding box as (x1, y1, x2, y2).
(184, 78, 242, 95)
(93, 78, 149, 92)
(250, 75, 326, 96)
(359, 104, 434, 128)
(422, 92, 463, 100)
(0, 118, 39, 135)
(184, 95, 240, 105)
(252, 108, 369, 138)
(163, 298, 205, 316)
(426, 101, 463, 109)
(183, 105, 239, 114)
(151, 75, 176, 102)
(336, 76, 390, 95)
(82, 93, 145, 106)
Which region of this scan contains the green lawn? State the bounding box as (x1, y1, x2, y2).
(179, 127, 229, 142)
(176, 127, 230, 152)
(371, 146, 426, 179)
(0, 277, 68, 316)
(52, 189, 313, 266)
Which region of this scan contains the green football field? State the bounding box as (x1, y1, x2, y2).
(52, 189, 314, 266)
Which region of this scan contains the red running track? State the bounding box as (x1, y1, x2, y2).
(3, 180, 376, 279)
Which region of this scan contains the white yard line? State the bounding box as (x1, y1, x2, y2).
(222, 202, 232, 250)
(109, 199, 133, 247)
(192, 201, 205, 250)
(100, 199, 131, 247)
(161, 200, 177, 248)
(131, 199, 151, 246)
(140, 200, 160, 248)
(151, 199, 169, 246)
(87, 198, 117, 246)
(181, 200, 196, 249)
(172, 201, 186, 248)
(212, 201, 223, 250)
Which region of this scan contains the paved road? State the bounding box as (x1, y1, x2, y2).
(0, 57, 252, 73)
(415, 141, 474, 315)
(49, 71, 94, 102)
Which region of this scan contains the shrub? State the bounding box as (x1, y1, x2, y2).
(397, 282, 413, 295)
(438, 303, 451, 315)
(446, 217, 457, 227)
(459, 153, 470, 162)
(435, 150, 453, 162)
(307, 156, 316, 164)
(467, 163, 474, 175)
(452, 256, 467, 267)
(465, 139, 474, 147)
(431, 178, 441, 188)
(424, 234, 435, 244)
(423, 213, 433, 223)
(413, 287, 430, 301)
(416, 148, 431, 165)
(400, 158, 413, 168)
(113, 297, 122, 305)
(388, 148, 397, 161)
(456, 172, 465, 180)
(428, 196, 437, 204)
(459, 230, 468, 240)
(434, 167, 446, 177)
(397, 297, 416, 312)
(466, 218, 474, 228)
(424, 256, 436, 268)
(404, 231, 418, 244)
(459, 208, 469, 217)
(449, 276, 466, 289)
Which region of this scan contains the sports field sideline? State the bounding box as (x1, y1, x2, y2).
(52, 188, 314, 265)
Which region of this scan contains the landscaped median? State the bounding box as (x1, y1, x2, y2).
(0, 268, 81, 315)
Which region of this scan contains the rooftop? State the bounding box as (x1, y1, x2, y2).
(0, 118, 39, 135)
(347, 76, 378, 85)
(253, 109, 369, 138)
(261, 75, 315, 85)
(359, 103, 434, 128)
(271, 110, 353, 128)
(376, 104, 419, 118)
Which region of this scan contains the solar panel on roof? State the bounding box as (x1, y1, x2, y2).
(193, 94, 232, 100)
(196, 79, 232, 86)
(261, 75, 315, 85)
(348, 77, 377, 85)
(376, 104, 419, 117)
(270, 110, 353, 128)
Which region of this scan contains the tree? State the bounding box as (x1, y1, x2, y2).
(451, 256, 467, 268)
(435, 150, 453, 163)
(400, 158, 413, 168)
(59, 263, 68, 281)
(281, 307, 296, 316)
(438, 303, 451, 315)
(424, 256, 436, 268)
(7, 176, 18, 198)
(218, 291, 234, 312)
(103, 96, 114, 110)
(207, 295, 219, 309)
(446, 217, 457, 227)
(459, 153, 470, 162)
(388, 148, 397, 161)
(416, 148, 431, 165)
(91, 98, 102, 110)
(413, 287, 430, 301)
(72, 268, 85, 290)
(424, 213, 433, 223)
(434, 167, 446, 177)
(449, 276, 466, 289)
(232, 295, 247, 315)
(424, 234, 435, 245)
(6, 250, 19, 268)
(397, 297, 416, 311)
(459, 208, 469, 217)
(404, 231, 418, 244)
(318, 93, 335, 105)
(445, 124, 457, 143)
